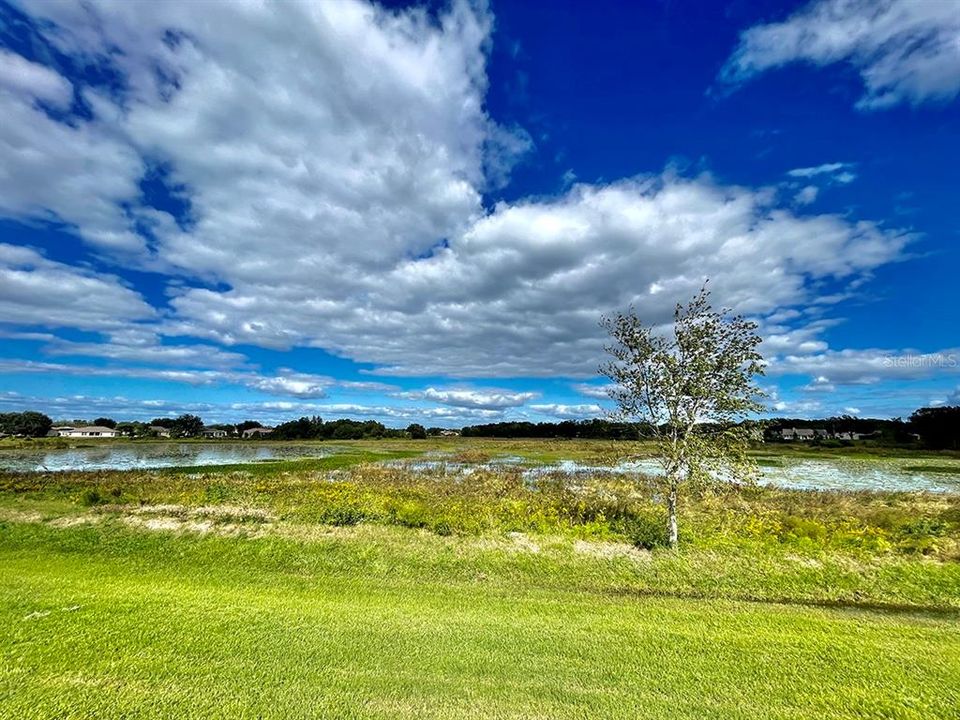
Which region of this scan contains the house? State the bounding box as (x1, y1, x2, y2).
(439, 429, 460, 437)
(202, 428, 229, 439)
(242, 427, 273, 439)
(780, 428, 815, 441)
(52, 426, 75, 437)
(148, 425, 172, 438)
(61, 426, 119, 438)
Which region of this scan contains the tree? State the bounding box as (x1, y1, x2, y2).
(172, 413, 204, 438)
(601, 285, 765, 548)
(0, 411, 53, 438)
(406, 423, 427, 439)
(236, 420, 263, 434)
(93, 417, 117, 429)
(910, 406, 960, 450)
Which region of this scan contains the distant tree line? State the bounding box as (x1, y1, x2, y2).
(3, 406, 959, 449)
(269, 416, 417, 440)
(460, 419, 645, 440)
(910, 407, 960, 450)
(763, 416, 915, 444)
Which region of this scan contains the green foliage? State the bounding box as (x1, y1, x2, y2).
(79, 489, 103, 507)
(601, 284, 765, 546)
(172, 413, 204, 438)
(406, 423, 427, 439)
(0, 411, 53, 438)
(621, 509, 668, 549)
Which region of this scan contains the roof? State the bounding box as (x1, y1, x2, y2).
(72, 426, 118, 433)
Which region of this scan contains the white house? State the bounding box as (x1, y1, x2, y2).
(202, 428, 229, 438)
(148, 425, 172, 438)
(61, 426, 119, 438)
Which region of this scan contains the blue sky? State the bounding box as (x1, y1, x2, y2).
(0, 0, 958, 426)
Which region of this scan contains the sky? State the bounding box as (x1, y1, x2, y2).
(0, 0, 958, 427)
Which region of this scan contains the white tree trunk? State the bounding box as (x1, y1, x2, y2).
(667, 482, 679, 548)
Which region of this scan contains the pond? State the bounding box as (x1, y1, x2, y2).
(389, 456, 960, 494)
(0, 443, 335, 472)
(523, 457, 960, 494)
(2, 443, 958, 493)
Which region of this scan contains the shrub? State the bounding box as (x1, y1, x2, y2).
(779, 515, 827, 543)
(204, 483, 232, 503)
(80, 489, 102, 507)
(622, 510, 668, 549)
(318, 505, 368, 526)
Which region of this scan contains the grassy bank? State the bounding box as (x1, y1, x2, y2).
(2, 520, 960, 719)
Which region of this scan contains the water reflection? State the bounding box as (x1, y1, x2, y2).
(0, 443, 332, 472)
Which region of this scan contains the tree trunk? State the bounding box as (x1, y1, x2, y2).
(666, 482, 679, 548)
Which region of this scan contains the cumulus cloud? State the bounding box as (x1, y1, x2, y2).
(770, 348, 960, 384)
(247, 373, 330, 399)
(394, 387, 538, 409)
(0, 244, 155, 331)
(0, 0, 918, 389)
(571, 383, 616, 400)
(793, 186, 819, 205)
(529, 403, 602, 419)
(0, 359, 343, 399)
(167, 174, 910, 376)
(720, 0, 960, 109)
(0, 48, 72, 106)
(799, 376, 836, 393)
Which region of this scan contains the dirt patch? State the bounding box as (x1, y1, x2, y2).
(49, 515, 103, 528)
(507, 531, 540, 554)
(0, 508, 45, 524)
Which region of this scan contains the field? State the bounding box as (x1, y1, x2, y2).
(2, 439, 959, 718)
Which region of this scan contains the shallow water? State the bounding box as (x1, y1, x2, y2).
(0, 443, 333, 472)
(388, 455, 960, 493)
(522, 457, 960, 493)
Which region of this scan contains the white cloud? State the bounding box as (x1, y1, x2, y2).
(571, 382, 616, 400)
(394, 387, 538, 409)
(247, 373, 329, 399)
(799, 376, 836, 393)
(167, 175, 911, 377)
(720, 0, 960, 109)
(0, 244, 155, 331)
(529, 403, 602, 419)
(0, 1, 917, 385)
(770, 348, 960, 384)
(45, 338, 248, 369)
(793, 186, 819, 205)
(0, 48, 72, 107)
(0, 359, 365, 400)
(843, 407, 861, 415)
(787, 163, 856, 184)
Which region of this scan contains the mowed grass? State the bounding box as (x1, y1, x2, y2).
(2, 520, 959, 720)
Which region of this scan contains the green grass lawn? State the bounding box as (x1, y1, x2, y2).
(2, 519, 959, 720)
